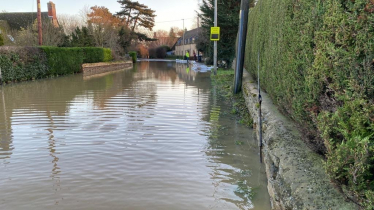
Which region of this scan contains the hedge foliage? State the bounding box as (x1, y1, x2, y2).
(0, 47, 113, 83)
(80, 47, 113, 63)
(103, 48, 113, 62)
(0, 34, 4, 46)
(245, 0, 374, 207)
(41, 47, 84, 75)
(129, 51, 137, 63)
(0, 47, 49, 82)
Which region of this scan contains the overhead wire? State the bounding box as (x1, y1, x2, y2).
(155, 18, 194, 24)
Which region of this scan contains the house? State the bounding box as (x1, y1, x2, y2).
(175, 27, 201, 58)
(0, 1, 58, 33)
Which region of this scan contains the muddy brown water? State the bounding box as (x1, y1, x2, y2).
(0, 61, 271, 210)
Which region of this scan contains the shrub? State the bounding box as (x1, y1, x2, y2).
(41, 47, 84, 75)
(81, 47, 104, 63)
(245, 0, 374, 207)
(148, 48, 156, 59)
(0, 34, 4, 46)
(129, 51, 137, 63)
(156, 46, 167, 59)
(103, 48, 113, 62)
(81, 47, 113, 63)
(0, 46, 114, 83)
(148, 46, 168, 59)
(0, 47, 49, 82)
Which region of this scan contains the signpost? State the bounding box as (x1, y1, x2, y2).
(213, 0, 217, 75)
(210, 27, 220, 41)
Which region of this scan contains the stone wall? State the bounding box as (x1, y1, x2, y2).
(82, 61, 133, 76)
(241, 70, 358, 210)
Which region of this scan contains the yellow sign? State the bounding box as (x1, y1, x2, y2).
(210, 27, 220, 41)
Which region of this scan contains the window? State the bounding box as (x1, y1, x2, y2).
(192, 38, 195, 44)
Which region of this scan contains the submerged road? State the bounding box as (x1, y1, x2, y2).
(0, 61, 270, 210)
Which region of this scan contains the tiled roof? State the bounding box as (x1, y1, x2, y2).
(178, 27, 201, 41)
(0, 12, 49, 30)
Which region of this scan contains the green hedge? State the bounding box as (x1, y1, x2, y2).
(81, 47, 113, 63)
(37, 47, 113, 75)
(129, 51, 137, 63)
(103, 48, 112, 62)
(245, 0, 374, 207)
(0, 47, 49, 82)
(0, 34, 4, 46)
(41, 47, 84, 75)
(0, 47, 113, 83)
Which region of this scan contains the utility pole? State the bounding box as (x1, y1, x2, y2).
(37, 0, 43, 46)
(182, 19, 185, 58)
(213, 0, 217, 75)
(233, 0, 250, 93)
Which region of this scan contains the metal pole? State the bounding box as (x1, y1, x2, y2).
(258, 52, 263, 163)
(37, 0, 42, 46)
(182, 19, 185, 59)
(233, 0, 250, 94)
(213, 0, 217, 75)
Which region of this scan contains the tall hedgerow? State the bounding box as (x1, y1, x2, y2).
(0, 47, 49, 82)
(0, 34, 4, 46)
(245, 0, 374, 207)
(0, 46, 113, 83)
(41, 47, 85, 75)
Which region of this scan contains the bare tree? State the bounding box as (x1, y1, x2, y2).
(149, 29, 178, 49)
(58, 14, 84, 35)
(14, 19, 64, 46)
(79, 4, 91, 26)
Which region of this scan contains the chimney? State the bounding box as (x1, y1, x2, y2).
(47, 1, 58, 27)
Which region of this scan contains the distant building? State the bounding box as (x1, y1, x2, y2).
(175, 27, 201, 58)
(0, 1, 58, 33)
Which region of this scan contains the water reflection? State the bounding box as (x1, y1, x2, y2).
(0, 88, 12, 160)
(0, 61, 270, 209)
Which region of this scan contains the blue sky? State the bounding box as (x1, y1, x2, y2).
(2, 0, 201, 31)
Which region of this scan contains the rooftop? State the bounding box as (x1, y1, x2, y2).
(0, 12, 50, 30)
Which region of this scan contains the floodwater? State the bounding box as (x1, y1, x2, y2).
(0, 61, 271, 210)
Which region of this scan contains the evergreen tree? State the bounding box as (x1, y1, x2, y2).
(198, 0, 241, 67)
(118, 26, 133, 54)
(116, 0, 156, 32)
(116, 0, 157, 50)
(70, 26, 95, 47)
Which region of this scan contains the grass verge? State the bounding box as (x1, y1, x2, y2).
(211, 68, 253, 128)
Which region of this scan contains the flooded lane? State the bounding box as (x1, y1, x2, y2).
(0, 61, 271, 210)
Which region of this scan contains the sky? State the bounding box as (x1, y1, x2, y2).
(1, 0, 201, 31)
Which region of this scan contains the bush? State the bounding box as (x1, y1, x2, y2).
(0, 46, 114, 83)
(81, 47, 113, 63)
(0, 34, 4, 46)
(148, 46, 168, 59)
(155, 47, 167, 59)
(41, 47, 84, 75)
(103, 48, 113, 62)
(129, 51, 137, 63)
(245, 0, 374, 207)
(0, 47, 49, 82)
(81, 47, 104, 63)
